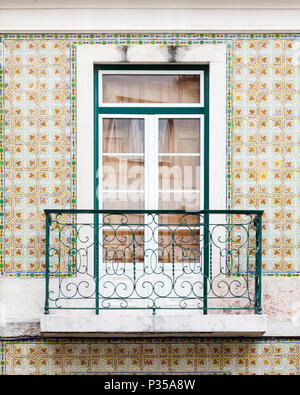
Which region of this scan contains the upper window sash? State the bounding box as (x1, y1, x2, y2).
(98, 70, 205, 108)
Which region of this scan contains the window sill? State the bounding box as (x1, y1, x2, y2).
(40, 314, 267, 337)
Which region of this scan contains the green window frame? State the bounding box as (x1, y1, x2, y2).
(94, 64, 209, 211)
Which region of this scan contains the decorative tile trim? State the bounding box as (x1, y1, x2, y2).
(0, 341, 5, 375)
(2, 33, 300, 40)
(0, 37, 4, 277)
(69, 371, 230, 375)
(2, 337, 300, 375)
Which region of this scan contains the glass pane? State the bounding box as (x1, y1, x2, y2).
(159, 192, 200, 225)
(102, 192, 145, 224)
(103, 229, 145, 263)
(101, 118, 145, 213)
(103, 192, 144, 209)
(103, 156, 144, 190)
(159, 213, 199, 226)
(103, 118, 144, 153)
(157, 229, 200, 263)
(159, 156, 200, 190)
(159, 192, 199, 210)
(102, 74, 200, 104)
(159, 119, 200, 154)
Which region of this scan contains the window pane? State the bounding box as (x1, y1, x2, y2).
(103, 118, 144, 153)
(103, 156, 144, 190)
(101, 118, 145, 213)
(159, 192, 200, 225)
(159, 119, 200, 153)
(102, 74, 200, 104)
(159, 192, 200, 210)
(103, 192, 144, 209)
(157, 229, 200, 263)
(103, 229, 145, 263)
(158, 213, 199, 226)
(159, 156, 200, 190)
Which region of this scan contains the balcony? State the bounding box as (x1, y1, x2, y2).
(41, 209, 267, 336)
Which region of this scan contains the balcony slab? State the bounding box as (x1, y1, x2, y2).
(40, 314, 267, 337)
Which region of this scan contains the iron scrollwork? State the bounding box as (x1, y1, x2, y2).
(44, 209, 263, 315)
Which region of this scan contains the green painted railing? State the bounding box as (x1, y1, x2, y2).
(44, 209, 263, 315)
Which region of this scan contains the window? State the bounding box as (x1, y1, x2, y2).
(93, 66, 209, 310)
(99, 70, 204, 106)
(94, 66, 209, 213)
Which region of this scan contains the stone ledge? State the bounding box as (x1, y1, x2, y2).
(40, 314, 267, 337)
(0, 321, 40, 338)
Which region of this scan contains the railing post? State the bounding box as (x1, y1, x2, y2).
(94, 212, 99, 315)
(44, 212, 50, 315)
(203, 212, 209, 315)
(255, 214, 262, 314)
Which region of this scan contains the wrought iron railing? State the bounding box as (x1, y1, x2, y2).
(44, 209, 263, 315)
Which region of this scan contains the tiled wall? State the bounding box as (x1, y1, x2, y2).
(231, 39, 300, 274)
(0, 33, 299, 276)
(1, 338, 299, 375)
(2, 39, 71, 274)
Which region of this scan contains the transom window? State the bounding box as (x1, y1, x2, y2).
(99, 70, 204, 106)
(94, 66, 209, 213)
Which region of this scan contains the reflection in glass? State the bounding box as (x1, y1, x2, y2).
(159, 119, 200, 153)
(103, 229, 145, 263)
(103, 118, 144, 153)
(159, 192, 199, 210)
(159, 156, 200, 190)
(103, 156, 144, 190)
(103, 74, 200, 104)
(159, 192, 200, 225)
(157, 229, 200, 263)
(103, 192, 144, 209)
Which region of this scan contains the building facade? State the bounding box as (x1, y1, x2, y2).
(0, 0, 299, 375)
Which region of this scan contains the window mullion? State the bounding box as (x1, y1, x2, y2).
(145, 115, 159, 210)
(144, 115, 159, 274)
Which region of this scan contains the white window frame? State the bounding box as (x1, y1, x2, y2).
(98, 113, 204, 211)
(98, 111, 205, 309)
(98, 69, 205, 107)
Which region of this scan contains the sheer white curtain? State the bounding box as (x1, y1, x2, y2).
(103, 118, 144, 153)
(102, 118, 145, 209)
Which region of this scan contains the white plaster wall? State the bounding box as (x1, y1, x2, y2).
(77, 44, 227, 211)
(2, 0, 300, 32)
(0, 277, 299, 337)
(0, 278, 44, 337)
